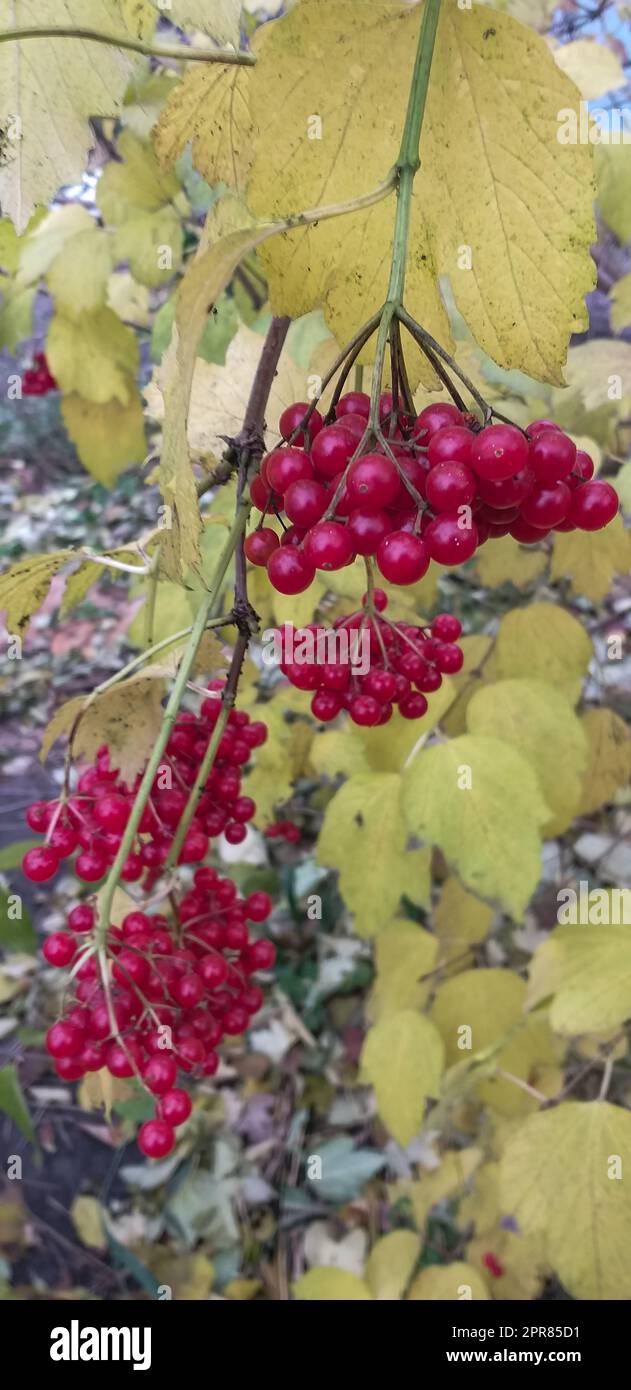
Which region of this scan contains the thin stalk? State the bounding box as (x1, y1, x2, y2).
(0, 27, 256, 64)
(398, 306, 491, 419)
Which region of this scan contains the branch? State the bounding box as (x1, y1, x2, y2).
(0, 27, 255, 64)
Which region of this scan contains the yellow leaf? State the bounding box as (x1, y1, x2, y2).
(488, 601, 591, 703)
(141, 1250, 215, 1301)
(595, 144, 631, 244)
(611, 272, 631, 333)
(475, 535, 547, 591)
(526, 920, 631, 1035)
(223, 1278, 261, 1301)
(408, 1262, 490, 1301)
(500, 1101, 631, 1299)
(293, 1268, 372, 1301)
(40, 662, 175, 783)
(361, 1010, 444, 1147)
(98, 129, 181, 221)
(316, 772, 414, 937)
(48, 308, 139, 405)
(243, 694, 313, 824)
(550, 514, 631, 604)
(553, 38, 625, 99)
(167, 0, 241, 43)
(0, 550, 73, 635)
(0, 6, 140, 231)
(364, 1231, 420, 1301)
(245, 0, 594, 385)
(70, 1197, 106, 1250)
(310, 730, 371, 781)
(107, 271, 151, 327)
(359, 679, 456, 774)
(403, 735, 548, 918)
(466, 678, 587, 836)
(433, 876, 495, 971)
(61, 392, 146, 485)
(578, 707, 631, 815)
(398, 1147, 482, 1234)
(369, 920, 438, 1021)
(565, 338, 631, 409)
(431, 968, 562, 1116)
(17, 205, 95, 284)
(113, 207, 184, 288)
(154, 65, 253, 193)
(78, 1068, 134, 1120)
(441, 634, 495, 738)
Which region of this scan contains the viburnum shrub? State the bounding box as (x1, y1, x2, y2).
(3, 0, 631, 1309)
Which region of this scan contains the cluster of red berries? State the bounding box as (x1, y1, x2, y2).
(264, 820, 301, 844)
(276, 591, 462, 726)
(244, 395, 620, 593)
(22, 351, 57, 396)
(43, 869, 277, 1158)
(21, 684, 267, 889)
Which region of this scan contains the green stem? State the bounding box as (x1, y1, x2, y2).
(367, 0, 442, 427)
(0, 27, 255, 64)
(95, 504, 248, 949)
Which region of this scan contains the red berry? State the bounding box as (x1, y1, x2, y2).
(399, 692, 428, 719)
(573, 450, 594, 481)
(520, 481, 571, 528)
(303, 521, 354, 571)
(245, 891, 272, 922)
(94, 793, 130, 834)
(431, 614, 462, 642)
(160, 1088, 192, 1126)
(412, 402, 463, 442)
(424, 514, 478, 566)
(427, 425, 473, 467)
(530, 429, 576, 483)
(284, 477, 328, 528)
(23, 845, 60, 883)
(267, 547, 315, 594)
(278, 402, 323, 446)
(336, 391, 370, 419)
(266, 446, 313, 493)
(471, 424, 528, 481)
(425, 461, 476, 512)
(223, 1005, 249, 1035)
(510, 516, 549, 544)
(43, 932, 76, 967)
(347, 508, 393, 555)
(75, 849, 107, 882)
(244, 528, 279, 565)
(568, 480, 618, 531)
(138, 1119, 176, 1159)
(311, 424, 356, 479)
(376, 531, 429, 585)
(142, 1054, 177, 1095)
(347, 453, 400, 510)
(46, 1020, 85, 1058)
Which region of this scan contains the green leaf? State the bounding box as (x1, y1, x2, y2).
(293, 1268, 372, 1301)
(307, 1138, 386, 1203)
(0, 840, 39, 872)
(0, 551, 73, 637)
(0, 890, 36, 953)
(361, 1010, 444, 1147)
(0, 1064, 37, 1146)
(403, 735, 548, 918)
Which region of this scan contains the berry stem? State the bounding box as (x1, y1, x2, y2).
(0, 27, 256, 65)
(397, 306, 491, 420)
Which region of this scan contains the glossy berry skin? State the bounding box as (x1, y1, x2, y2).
(159, 1089, 192, 1127)
(94, 794, 129, 833)
(311, 424, 356, 479)
(376, 531, 429, 584)
(399, 692, 428, 719)
(246, 939, 277, 971)
(424, 514, 479, 566)
(569, 480, 618, 530)
(22, 845, 60, 882)
(427, 425, 473, 467)
(347, 454, 400, 510)
(336, 391, 370, 420)
(425, 461, 476, 512)
(284, 478, 328, 528)
(142, 1054, 177, 1096)
(347, 508, 392, 555)
(244, 528, 279, 565)
(267, 546, 315, 594)
(46, 1020, 85, 1058)
(573, 450, 595, 482)
(510, 516, 550, 544)
(250, 474, 274, 510)
(471, 424, 529, 481)
(475, 467, 534, 509)
(266, 446, 313, 494)
(43, 933, 76, 967)
(278, 402, 323, 446)
(520, 481, 571, 528)
(138, 1119, 176, 1159)
(245, 891, 272, 922)
(431, 613, 462, 642)
(349, 694, 382, 726)
(529, 429, 576, 483)
(75, 849, 107, 882)
(304, 521, 354, 571)
(434, 642, 464, 674)
(412, 402, 462, 442)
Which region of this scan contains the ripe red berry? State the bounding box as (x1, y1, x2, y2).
(376, 531, 429, 584)
(424, 514, 479, 566)
(160, 1088, 192, 1126)
(142, 1054, 177, 1095)
(427, 425, 473, 467)
(23, 845, 60, 883)
(46, 1020, 85, 1058)
(265, 446, 314, 493)
(399, 692, 429, 719)
(138, 1119, 176, 1159)
(431, 614, 462, 642)
(267, 546, 315, 594)
(278, 402, 323, 445)
(311, 424, 356, 478)
(347, 508, 393, 555)
(347, 453, 400, 510)
(245, 891, 272, 922)
(43, 932, 76, 967)
(336, 391, 370, 419)
(425, 461, 476, 512)
(471, 423, 528, 481)
(94, 793, 130, 833)
(223, 1005, 250, 1036)
(568, 480, 618, 530)
(284, 477, 328, 528)
(75, 849, 107, 882)
(520, 481, 571, 528)
(244, 528, 280, 565)
(303, 521, 354, 571)
(412, 402, 463, 442)
(530, 429, 576, 482)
